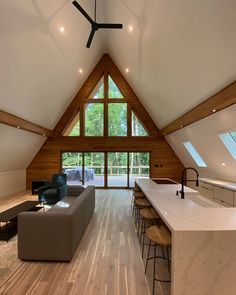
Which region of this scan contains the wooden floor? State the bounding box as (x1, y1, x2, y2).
(0, 190, 170, 295)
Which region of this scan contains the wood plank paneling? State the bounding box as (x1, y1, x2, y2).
(0, 110, 53, 137)
(0, 190, 152, 295)
(54, 54, 160, 138)
(26, 137, 183, 189)
(161, 81, 236, 136)
(27, 54, 184, 188)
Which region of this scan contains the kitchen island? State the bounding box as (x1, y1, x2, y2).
(136, 178, 236, 295)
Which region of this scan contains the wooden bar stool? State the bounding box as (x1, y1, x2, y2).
(139, 208, 160, 257)
(132, 191, 146, 217)
(131, 186, 141, 210)
(145, 224, 171, 295)
(134, 198, 151, 237)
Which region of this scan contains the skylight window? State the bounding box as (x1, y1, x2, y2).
(230, 131, 236, 143)
(183, 141, 207, 167)
(219, 132, 236, 160)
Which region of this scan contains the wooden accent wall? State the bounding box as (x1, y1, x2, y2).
(26, 137, 184, 189)
(26, 54, 184, 188)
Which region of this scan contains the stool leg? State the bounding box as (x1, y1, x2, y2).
(137, 210, 141, 237)
(167, 247, 171, 273)
(141, 219, 147, 258)
(161, 246, 165, 259)
(145, 239, 152, 274)
(134, 207, 138, 227)
(132, 200, 136, 218)
(139, 216, 145, 243)
(152, 245, 157, 295)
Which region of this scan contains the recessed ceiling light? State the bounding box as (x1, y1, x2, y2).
(221, 162, 226, 166)
(125, 68, 129, 73)
(78, 68, 83, 74)
(59, 26, 65, 33)
(17, 126, 20, 129)
(212, 109, 216, 112)
(128, 25, 133, 32)
(180, 125, 183, 128)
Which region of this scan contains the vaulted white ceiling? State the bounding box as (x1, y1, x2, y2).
(103, 0, 236, 128)
(0, 0, 236, 182)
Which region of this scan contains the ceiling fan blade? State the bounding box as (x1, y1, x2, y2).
(86, 29, 96, 48)
(72, 1, 94, 24)
(97, 23, 123, 29)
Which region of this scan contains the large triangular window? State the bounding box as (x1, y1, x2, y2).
(63, 71, 153, 137)
(108, 75, 124, 98)
(132, 111, 148, 136)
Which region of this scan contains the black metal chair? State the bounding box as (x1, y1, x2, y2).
(38, 174, 67, 205)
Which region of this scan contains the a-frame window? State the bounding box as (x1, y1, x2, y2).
(63, 72, 150, 137)
(108, 75, 124, 98)
(132, 111, 148, 136)
(90, 76, 104, 99)
(64, 112, 80, 136)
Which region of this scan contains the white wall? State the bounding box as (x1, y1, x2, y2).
(0, 125, 45, 198)
(0, 170, 26, 198)
(167, 104, 236, 182)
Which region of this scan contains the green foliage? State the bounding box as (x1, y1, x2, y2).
(108, 103, 127, 136)
(132, 112, 148, 136)
(90, 77, 104, 98)
(108, 76, 123, 98)
(85, 103, 104, 136)
(69, 120, 80, 136)
(62, 152, 82, 167)
(93, 83, 104, 98)
(65, 75, 149, 139)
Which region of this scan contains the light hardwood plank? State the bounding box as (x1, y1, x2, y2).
(0, 190, 151, 295)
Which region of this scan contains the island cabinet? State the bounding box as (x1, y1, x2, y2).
(198, 181, 214, 200)
(136, 178, 236, 295)
(199, 178, 236, 207)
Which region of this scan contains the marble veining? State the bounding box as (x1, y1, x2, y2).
(136, 178, 236, 231)
(136, 178, 236, 295)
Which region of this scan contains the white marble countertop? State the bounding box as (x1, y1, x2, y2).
(136, 178, 236, 232)
(199, 177, 236, 191)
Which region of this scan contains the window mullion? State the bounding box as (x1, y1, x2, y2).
(104, 72, 108, 137)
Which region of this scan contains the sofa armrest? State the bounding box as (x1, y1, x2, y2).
(18, 211, 73, 261)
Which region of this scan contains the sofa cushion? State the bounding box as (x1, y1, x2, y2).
(67, 185, 85, 196)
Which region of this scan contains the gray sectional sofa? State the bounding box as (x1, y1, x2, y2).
(18, 186, 95, 262)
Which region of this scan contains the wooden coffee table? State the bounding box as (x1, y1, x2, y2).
(0, 201, 41, 241)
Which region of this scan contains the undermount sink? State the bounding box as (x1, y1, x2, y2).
(186, 194, 222, 208)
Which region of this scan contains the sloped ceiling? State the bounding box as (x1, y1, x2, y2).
(0, 0, 105, 129)
(167, 104, 236, 182)
(0, 0, 236, 180)
(103, 0, 236, 128)
(0, 0, 105, 172)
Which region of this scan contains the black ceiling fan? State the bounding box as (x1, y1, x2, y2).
(72, 0, 123, 48)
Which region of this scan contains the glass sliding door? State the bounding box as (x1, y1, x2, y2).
(108, 152, 128, 187)
(129, 152, 150, 187)
(62, 151, 150, 188)
(84, 152, 105, 187)
(62, 152, 84, 185)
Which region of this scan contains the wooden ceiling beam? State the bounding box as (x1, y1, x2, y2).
(160, 81, 236, 136)
(0, 110, 53, 137)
